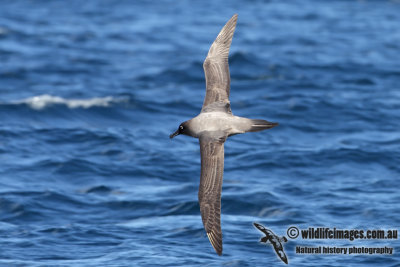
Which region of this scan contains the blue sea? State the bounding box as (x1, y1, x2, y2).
(0, 0, 399, 266)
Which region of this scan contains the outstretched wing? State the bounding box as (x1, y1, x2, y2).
(198, 133, 227, 255)
(272, 242, 289, 264)
(202, 14, 237, 112)
(254, 222, 271, 235)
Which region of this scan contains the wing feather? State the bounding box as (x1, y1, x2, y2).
(198, 133, 226, 255)
(202, 14, 237, 112)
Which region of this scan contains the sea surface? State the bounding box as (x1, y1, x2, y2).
(0, 0, 399, 266)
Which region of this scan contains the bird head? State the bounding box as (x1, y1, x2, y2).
(170, 121, 189, 139)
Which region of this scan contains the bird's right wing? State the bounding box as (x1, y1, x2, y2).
(201, 14, 237, 113)
(198, 133, 226, 255)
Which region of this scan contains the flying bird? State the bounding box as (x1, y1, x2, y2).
(253, 222, 288, 264)
(170, 14, 278, 255)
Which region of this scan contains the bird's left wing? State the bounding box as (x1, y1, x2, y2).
(198, 132, 227, 255)
(273, 243, 289, 264)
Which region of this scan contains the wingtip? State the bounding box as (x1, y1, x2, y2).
(218, 14, 238, 38)
(214, 246, 222, 256)
(253, 222, 265, 232)
(229, 14, 238, 25)
(207, 232, 223, 256)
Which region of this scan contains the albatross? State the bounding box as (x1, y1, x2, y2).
(170, 14, 278, 255)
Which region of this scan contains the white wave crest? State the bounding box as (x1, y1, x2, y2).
(16, 94, 120, 110)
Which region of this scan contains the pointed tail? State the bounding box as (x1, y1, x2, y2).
(246, 119, 278, 132)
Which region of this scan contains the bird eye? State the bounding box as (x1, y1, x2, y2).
(179, 125, 184, 130)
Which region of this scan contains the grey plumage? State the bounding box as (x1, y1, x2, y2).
(199, 134, 225, 255)
(170, 14, 278, 255)
(202, 14, 237, 111)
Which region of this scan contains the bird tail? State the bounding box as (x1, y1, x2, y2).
(246, 119, 278, 132)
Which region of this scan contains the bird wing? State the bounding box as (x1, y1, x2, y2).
(201, 14, 237, 113)
(198, 132, 227, 255)
(254, 223, 288, 263)
(254, 222, 270, 235)
(272, 242, 289, 264)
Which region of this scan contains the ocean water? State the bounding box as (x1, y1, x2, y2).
(0, 0, 399, 266)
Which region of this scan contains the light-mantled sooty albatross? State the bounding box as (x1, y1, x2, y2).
(170, 14, 278, 255)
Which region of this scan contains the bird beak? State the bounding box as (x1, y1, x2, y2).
(169, 129, 180, 139)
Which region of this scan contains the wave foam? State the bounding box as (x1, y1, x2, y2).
(15, 94, 121, 110)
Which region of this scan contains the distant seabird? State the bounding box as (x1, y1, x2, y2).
(170, 14, 278, 255)
(253, 222, 288, 264)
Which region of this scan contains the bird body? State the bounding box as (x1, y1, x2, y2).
(170, 14, 278, 255)
(254, 222, 288, 264)
(185, 112, 254, 138)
